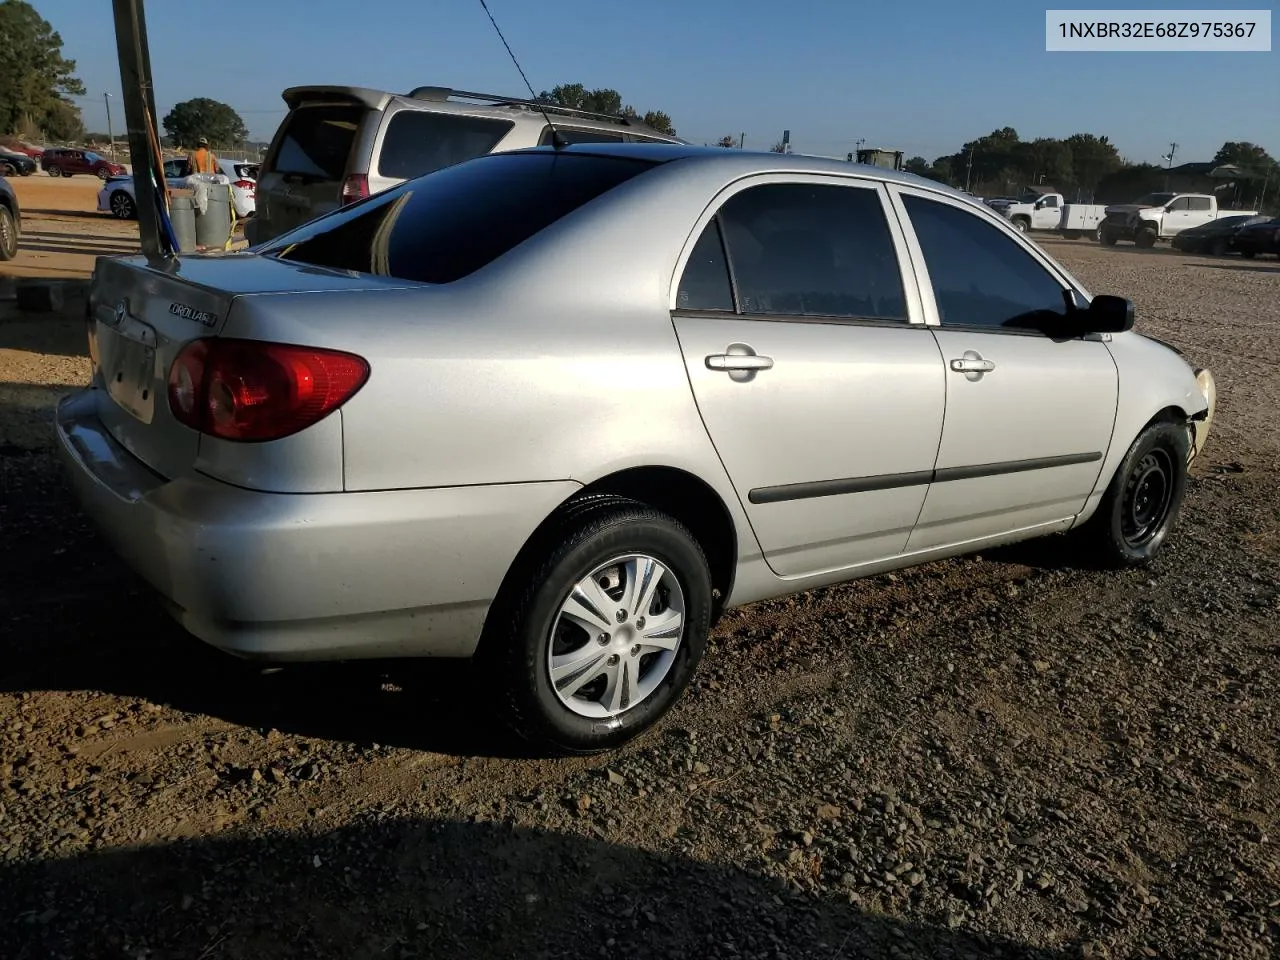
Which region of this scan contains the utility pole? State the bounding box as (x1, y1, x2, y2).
(111, 0, 163, 259)
(1160, 142, 1178, 190)
(104, 92, 115, 159)
(964, 145, 975, 193)
(738, 132, 744, 149)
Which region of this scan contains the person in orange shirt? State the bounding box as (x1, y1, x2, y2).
(187, 137, 219, 175)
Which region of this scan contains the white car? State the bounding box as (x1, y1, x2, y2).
(98, 157, 257, 220)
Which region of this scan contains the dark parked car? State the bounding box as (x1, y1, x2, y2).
(0, 175, 20, 261)
(40, 148, 126, 179)
(1232, 218, 1280, 259)
(1171, 213, 1270, 255)
(0, 150, 37, 177)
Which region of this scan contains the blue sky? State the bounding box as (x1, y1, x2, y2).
(34, 0, 1278, 164)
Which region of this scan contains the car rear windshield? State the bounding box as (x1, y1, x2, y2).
(258, 152, 658, 284)
(268, 104, 364, 180)
(376, 111, 514, 180)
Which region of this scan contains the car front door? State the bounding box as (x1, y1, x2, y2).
(671, 176, 946, 578)
(889, 188, 1119, 551)
(1033, 194, 1060, 230)
(1161, 196, 1193, 235)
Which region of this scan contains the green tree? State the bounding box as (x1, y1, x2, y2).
(769, 141, 787, 153)
(0, 0, 85, 137)
(1212, 141, 1276, 171)
(537, 83, 676, 136)
(1064, 133, 1122, 192)
(904, 156, 930, 176)
(42, 97, 83, 141)
(161, 98, 248, 149)
(716, 135, 737, 148)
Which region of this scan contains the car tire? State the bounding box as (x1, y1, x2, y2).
(46, 165, 61, 177)
(1240, 250, 1256, 259)
(486, 495, 713, 755)
(1011, 217, 1029, 234)
(97, 168, 111, 181)
(1210, 238, 1227, 256)
(0, 162, 14, 177)
(1100, 227, 1117, 246)
(1077, 421, 1190, 568)
(109, 191, 136, 220)
(1134, 227, 1158, 249)
(0, 206, 17, 261)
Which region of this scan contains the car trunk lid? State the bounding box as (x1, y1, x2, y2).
(87, 253, 419, 479)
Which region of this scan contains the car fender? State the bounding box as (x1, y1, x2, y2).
(1072, 331, 1209, 527)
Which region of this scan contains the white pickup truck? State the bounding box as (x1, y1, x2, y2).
(1002, 192, 1108, 240)
(1098, 192, 1259, 248)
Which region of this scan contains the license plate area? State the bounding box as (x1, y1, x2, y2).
(98, 314, 158, 424)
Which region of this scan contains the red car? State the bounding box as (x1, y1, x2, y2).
(40, 148, 126, 179)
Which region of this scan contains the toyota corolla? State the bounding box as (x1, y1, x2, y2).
(56, 144, 1215, 753)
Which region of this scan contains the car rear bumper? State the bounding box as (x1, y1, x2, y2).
(55, 389, 579, 662)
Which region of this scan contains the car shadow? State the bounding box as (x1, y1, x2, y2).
(17, 208, 116, 220)
(14, 240, 140, 258)
(0, 817, 1077, 960)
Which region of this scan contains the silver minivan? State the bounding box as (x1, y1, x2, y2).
(246, 84, 684, 245)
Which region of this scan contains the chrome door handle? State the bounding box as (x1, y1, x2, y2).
(707, 354, 774, 371)
(949, 357, 995, 373)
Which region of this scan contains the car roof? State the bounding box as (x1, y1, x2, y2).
(504, 142, 978, 199)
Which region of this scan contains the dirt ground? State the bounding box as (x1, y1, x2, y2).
(1, 210, 1278, 959)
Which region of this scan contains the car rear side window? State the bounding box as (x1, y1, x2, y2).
(716, 182, 907, 321)
(676, 218, 734, 312)
(259, 152, 658, 284)
(269, 104, 364, 180)
(901, 194, 1068, 331)
(1188, 197, 1212, 211)
(377, 112, 514, 180)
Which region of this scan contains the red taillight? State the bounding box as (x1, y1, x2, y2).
(167, 339, 369, 442)
(340, 174, 369, 206)
(233, 179, 254, 189)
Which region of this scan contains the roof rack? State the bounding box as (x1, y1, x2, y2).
(405, 86, 653, 129)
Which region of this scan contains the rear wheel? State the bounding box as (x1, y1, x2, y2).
(486, 496, 713, 754)
(0, 162, 15, 177)
(1077, 422, 1189, 568)
(109, 191, 136, 220)
(97, 167, 111, 181)
(1240, 249, 1256, 259)
(0, 206, 17, 261)
(1011, 217, 1029, 234)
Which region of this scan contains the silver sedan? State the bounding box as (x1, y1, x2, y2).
(56, 144, 1216, 753)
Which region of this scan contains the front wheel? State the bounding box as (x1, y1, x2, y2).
(1100, 227, 1118, 246)
(46, 165, 61, 177)
(1077, 422, 1190, 568)
(0, 162, 15, 177)
(487, 496, 713, 754)
(1135, 226, 1158, 249)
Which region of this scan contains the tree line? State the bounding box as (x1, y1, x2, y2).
(897, 128, 1278, 205)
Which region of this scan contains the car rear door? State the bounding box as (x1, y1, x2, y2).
(888, 187, 1118, 551)
(671, 175, 946, 578)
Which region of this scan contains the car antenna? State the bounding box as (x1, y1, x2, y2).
(476, 0, 567, 150)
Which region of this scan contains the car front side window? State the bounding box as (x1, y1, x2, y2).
(901, 194, 1070, 332)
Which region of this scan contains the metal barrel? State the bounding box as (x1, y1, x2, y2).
(193, 188, 232, 250)
(168, 197, 198, 253)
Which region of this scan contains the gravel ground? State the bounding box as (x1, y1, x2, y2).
(1, 242, 1277, 960)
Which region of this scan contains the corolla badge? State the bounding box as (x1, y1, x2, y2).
(169, 302, 219, 327)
